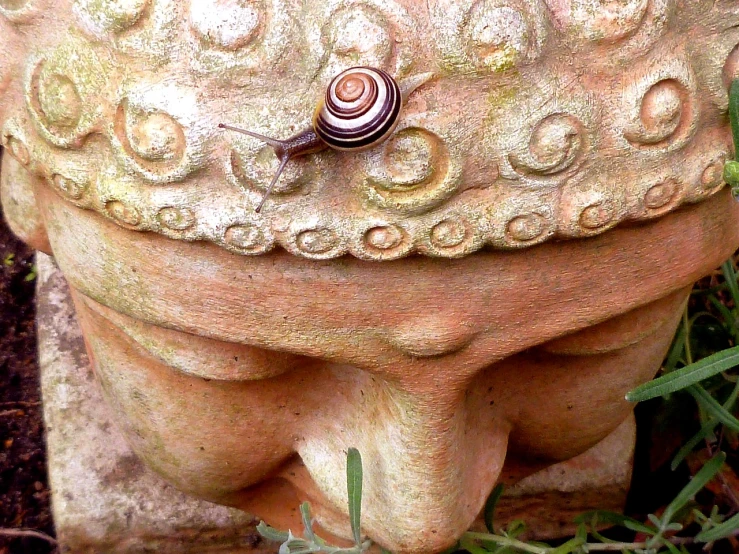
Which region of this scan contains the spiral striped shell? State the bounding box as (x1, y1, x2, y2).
(313, 67, 402, 151)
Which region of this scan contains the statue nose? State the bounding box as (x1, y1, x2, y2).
(295, 383, 511, 553)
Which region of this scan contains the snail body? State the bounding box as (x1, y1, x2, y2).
(219, 66, 426, 212)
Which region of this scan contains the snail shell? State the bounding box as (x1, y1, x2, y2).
(313, 66, 402, 151)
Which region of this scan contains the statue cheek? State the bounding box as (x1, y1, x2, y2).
(499, 287, 688, 462)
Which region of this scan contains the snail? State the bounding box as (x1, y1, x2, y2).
(219, 66, 433, 212)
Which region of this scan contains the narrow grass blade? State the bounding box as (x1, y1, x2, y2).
(689, 385, 739, 432)
(672, 379, 739, 469)
(483, 484, 505, 533)
(707, 295, 735, 334)
(346, 447, 363, 546)
(731, 80, 739, 159)
(722, 261, 739, 314)
(695, 511, 739, 542)
(663, 452, 726, 523)
(626, 346, 739, 402)
(664, 323, 686, 373)
(671, 418, 719, 471)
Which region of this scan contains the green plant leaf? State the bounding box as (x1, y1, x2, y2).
(671, 418, 719, 471)
(661, 539, 681, 554)
(623, 519, 656, 535)
(689, 385, 739, 431)
(504, 520, 526, 538)
(300, 502, 317, 543)
(672, 378, 739, 469)
(695, 510, 739, 542)
(279, 531, 318, 554)
(483, 484, 505, 533)
(458, 537, 490, 554)
(708, 295, 736, 335)
(726, 161, 739, 189)
(663, 324, 686, 373)
(574, 523, 587, 544)
(575, 510, 654, 534)
(626, 347, 739, 402)
(346, 447, 363, 546)
(257, 520, 291, 542)
(549, 536, 584, 554)
(663, 452, 726, 523)
(722, 261, 739, 315)
(730, 80, 739, 159)
(647, 514, 663, 528)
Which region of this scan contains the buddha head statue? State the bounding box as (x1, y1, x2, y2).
(2, 1, 739, 552)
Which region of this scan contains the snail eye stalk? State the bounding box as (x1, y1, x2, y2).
(217, 123, 323, 213)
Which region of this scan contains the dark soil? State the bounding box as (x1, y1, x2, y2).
(0, 179, 55, 553)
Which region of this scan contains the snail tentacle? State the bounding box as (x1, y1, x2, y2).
(256, 156, 291, 213)
(217, 124, 285, 149)
(217, 124, 325, 212)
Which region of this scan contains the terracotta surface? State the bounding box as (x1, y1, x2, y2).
(35, 253, 275, 554)
(1, 1, 738, 259)
(34, 251, 635, 552)
(2, 1, 739, 553)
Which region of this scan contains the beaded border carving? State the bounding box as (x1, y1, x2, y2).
(1, 0, 738, 260)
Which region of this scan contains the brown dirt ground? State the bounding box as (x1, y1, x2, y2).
(0, 200, 55, 553)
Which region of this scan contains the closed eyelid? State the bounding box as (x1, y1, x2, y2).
(76, 292, 304, 381)
(537, 287, 690, 356)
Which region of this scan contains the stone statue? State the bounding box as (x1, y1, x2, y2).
(2, 1, 739, 552)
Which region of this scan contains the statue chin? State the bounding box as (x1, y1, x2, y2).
(2, 1, 739, 552)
